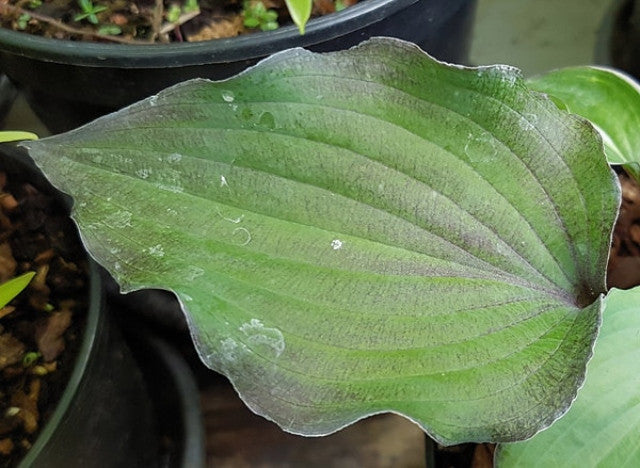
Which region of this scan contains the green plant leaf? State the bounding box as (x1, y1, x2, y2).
(528, 66, 640, 182)
(0, 271, 35, 309)
(23, 38, 619, 444)
(496, 287, 640, 466)
(0, 131, 38, 143)
(285, 0, 311, 34)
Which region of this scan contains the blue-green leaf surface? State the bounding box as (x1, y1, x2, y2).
(23, 38, 619, 444)
(496, 287, 640, 466)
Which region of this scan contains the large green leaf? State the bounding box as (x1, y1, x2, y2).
(23, 38, 619, 444)
(496, 287, 640, 466)
(528, 66, 640, 181)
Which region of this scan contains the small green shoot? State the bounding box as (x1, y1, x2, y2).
(97, 24, 122, 35)
(167, 0, 199, 23)
(22, 351, 41, 367)
(0, 131, 38, 143)
(16, 13, 31, 30)
(183, 0, 199, 13)
(243, 1, 279, 31)
(27, 0, 42, 8)
(0, 272, 36, 310)
(334, 0, 346, 12)
(167, 4, 181, 23)
(74, 0, 107, 25)
(285, 0, 311, 34)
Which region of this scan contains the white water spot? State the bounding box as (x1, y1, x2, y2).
(316, 94, 324, 100)
(224, 214, 244, 224)
(78, 202, 87, 208)
(475, 65, 520, 87)
(216, 207, 244, 224)
(109, 247, 121, 255)
(501, 72, 517, 86)
(104, 210, 132, 229)
(146, 244, 165, 258)
(185, 266, 205, 281)
(519, 113, 539, 131)
(149, 95, 158, 106)
(166, 208, 178, 216)
(220, 338, 239, 362)
(221, 90, 235, 103)
(576, 243, 588, 258)
(136, 168, 152, 179)
(156, 184, 184, 193)
(239, 319, 285, 358)
(166, 153, 182, 163)
(220, 175, 229, 188)
(464, 133, 497, 164)
(218, 338, 248, 366)
(331, 239, 343, 250)
(114, 261, 122, 272)
(232, 227, 251, 246)
(181, 293, 193, 302)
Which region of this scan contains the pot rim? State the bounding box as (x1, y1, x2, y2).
(0, 145, 103, 467)
(0, 0, 420, 67)
(18, 261, 102, 466)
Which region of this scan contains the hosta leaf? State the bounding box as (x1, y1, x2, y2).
(528, 66, 640, 182)
(23, 38, 619, 444)
(496, 287, 640, 466)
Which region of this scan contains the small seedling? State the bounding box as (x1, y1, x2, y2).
(22, 351, 41, 368)
(98, 24, 122, 36)
(74, 0, 107, 25)
(183, 0, 199, 13)
(16, 13, 31, 30)
(167, 0, 199, 23)
(243, 1, 279, 32)
(166, 4, 181, 23)
(27, 0, 42, 8)
(334, 0, 346, 12)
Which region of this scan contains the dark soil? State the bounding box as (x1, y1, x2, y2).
(0, 160, 88, 467)
(0, 0, 358, 44)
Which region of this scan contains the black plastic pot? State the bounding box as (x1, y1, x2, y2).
(0, 146, 204, 468)
(0, 0, 477, 133)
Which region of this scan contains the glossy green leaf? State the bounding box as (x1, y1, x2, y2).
(528, 66, 640, 181)
(285, 0, 311, 34)
(0, 271, 35, 309)
(0, 131, 38, 143)
(23, 38, 619, 444)
(496, 287, 640, 466)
